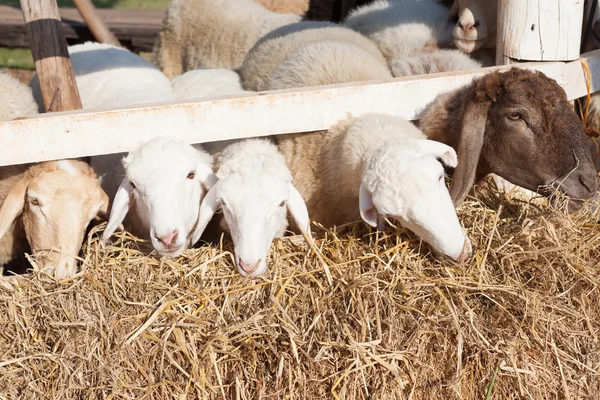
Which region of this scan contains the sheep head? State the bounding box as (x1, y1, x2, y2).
(102, 137, 217, 257)
(191, 139, 311, 279)
(450, 0, 497, 53)
(422, 68, 598, 212)
(359, 139, 471, 262)
(0, 160, 109, 279)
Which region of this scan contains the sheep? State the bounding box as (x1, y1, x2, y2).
(0, 72, 38, 121)
(390, 49, 482, 77)
(343, 0, 455, 65)
(240, 21, 391, 91)
(418, 67, 598, 213)
(30, 42, 175, 112)
(191, 138, 311, 279)
(102, 136, 218, 257)
(277, 113, 472, 262)
(171, 69, 248, 101)
(30, 42, 176, 210)
(1, 72, 109, 279)
(0, 160, 109, 279)
(449, 0, 497, 54)
(151, 0, 301, 79)
(256, 0, 309, 15)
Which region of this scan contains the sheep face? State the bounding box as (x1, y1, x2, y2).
(450, 0, 496, 53)
(196, 173, 310, 279)
(0, 161, 109, 279)
(360, 141, 471, 262)
(103, 137, 217, 257)
(466, 69, 597, 212)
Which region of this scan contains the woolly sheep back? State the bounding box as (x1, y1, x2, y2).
(152, 0, 301, 79)
(171, 69, 247, 101)
(0, 72, 38, 122)
(240, 21, 388, 91)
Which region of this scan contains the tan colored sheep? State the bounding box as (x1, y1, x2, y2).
(152, 0, 301, 79)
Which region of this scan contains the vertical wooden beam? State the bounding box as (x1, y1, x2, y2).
(72, 0, 121, 47)
(20, 0, 82, 112)
(496, 0, 585, 65)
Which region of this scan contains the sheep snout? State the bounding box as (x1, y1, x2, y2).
(154, 229, 179, 247)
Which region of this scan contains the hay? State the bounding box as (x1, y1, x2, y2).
(1, 186, 599, 399)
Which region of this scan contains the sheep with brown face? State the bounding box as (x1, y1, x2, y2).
(419, 68, 598, 212)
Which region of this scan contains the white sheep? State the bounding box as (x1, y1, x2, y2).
(343, 0, 455, 66)
(103, 136, 217, 257)
(30, 42, 175, 112)
(390, 48, 482, 77)
(0, 161, 109, 279)
(240, 21, 391, 91)
(171, 69, 248, 101)
(0, 72, 38, 121)
(449, 0, 497, 53)
(191, 138, 311, 279)
(277, 114, 472, 262)
(152, 0, 302, 79)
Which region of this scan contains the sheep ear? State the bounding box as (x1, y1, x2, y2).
(419, 140, 458, 168)
(99, 189, 110, 215)
(359, 184, 378, 228)
(190, 182, 220, 245)
(102, 178, 133, 241)
(197, 163, 218, 190)
(287, 184, 311, 238)
(450, 102, 489, 206)
(0, 175, 30, 240)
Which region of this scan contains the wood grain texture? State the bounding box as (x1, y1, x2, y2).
(19, 0, 82, 112)
(497, 0, 584, 64)
(0, 51, 599, 167)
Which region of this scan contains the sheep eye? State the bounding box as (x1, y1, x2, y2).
(187, 171, 196, 180)
(129, 181, 137, 189)
(506, 112, 522, 121)
(29, 198, 40, 207)
(279, 201, 286, 207)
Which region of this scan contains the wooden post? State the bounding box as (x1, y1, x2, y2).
(496, 0, 585, 65)
(20, 0, 82, 112)
(72, 0, 120, 47)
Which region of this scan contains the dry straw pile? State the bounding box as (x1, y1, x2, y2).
(0, 183, 599, 399)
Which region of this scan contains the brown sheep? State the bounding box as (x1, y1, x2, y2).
(418, 67, 598, 212)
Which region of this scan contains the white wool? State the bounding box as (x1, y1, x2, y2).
(344, 0, 454, 62)
(171, 69, 248, 101)
(0, 72, 38, 122)
(390, 49, 482, 77)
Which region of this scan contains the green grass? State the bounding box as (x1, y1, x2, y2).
(0, 0, 168, 69)
(0, 47, 33, 69)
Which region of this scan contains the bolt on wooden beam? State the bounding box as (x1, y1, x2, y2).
(20, 0, 82, 112)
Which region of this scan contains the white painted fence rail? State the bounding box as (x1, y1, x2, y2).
(1, 49, 600, 167)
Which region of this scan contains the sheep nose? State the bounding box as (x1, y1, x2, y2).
(155, 229, 179, 247)
(458, 21, 477, 31)
(238, 258, 261, 273)
(456, 238, 472, 263)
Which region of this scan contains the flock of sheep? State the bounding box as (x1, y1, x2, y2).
(0, 0, 598, 280)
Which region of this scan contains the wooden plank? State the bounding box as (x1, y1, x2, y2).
(0, 5, 163, 52)
(0, 52, 599, 168)
(72, 0, 120, 47)
(20, 0, 82, 112)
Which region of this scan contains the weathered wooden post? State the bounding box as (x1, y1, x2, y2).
(20, 0, 82, 112)
(496, 0, 585, 65)
(72, 0, 121, 47)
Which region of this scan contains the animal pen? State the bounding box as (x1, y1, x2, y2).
(1, 0, 600, 398)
